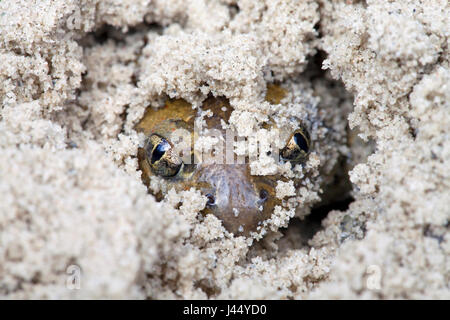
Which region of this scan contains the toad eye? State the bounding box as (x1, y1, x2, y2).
(145, 134, 183, 177)
(280, 125, 311, 162)
(151, 139, 170, 164)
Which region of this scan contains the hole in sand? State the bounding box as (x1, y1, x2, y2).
(249, 51, 375, 254)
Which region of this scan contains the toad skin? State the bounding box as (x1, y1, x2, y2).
(136, 85, 310, 236)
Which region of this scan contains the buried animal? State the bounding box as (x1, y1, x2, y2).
(136, 85, 313, 236)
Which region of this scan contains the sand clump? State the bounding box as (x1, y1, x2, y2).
(0, 0, 449, 299)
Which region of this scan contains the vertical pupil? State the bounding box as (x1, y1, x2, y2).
(294, 133, 309, 153)
(151, 140, 169, 164)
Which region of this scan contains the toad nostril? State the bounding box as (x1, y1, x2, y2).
(205, 193, 216, 207)
(259, 189, 268, 201)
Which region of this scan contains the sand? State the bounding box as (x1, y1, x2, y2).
(0, 0, 448, 299)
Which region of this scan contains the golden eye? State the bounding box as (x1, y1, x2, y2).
(280, 125, 311, 162)
(145, 134, 183, 177)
